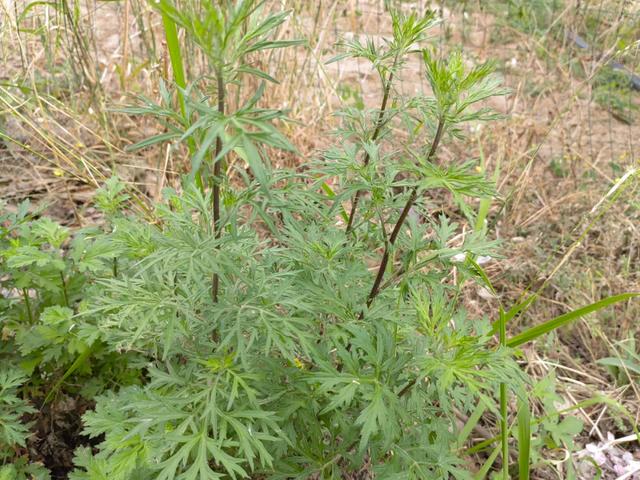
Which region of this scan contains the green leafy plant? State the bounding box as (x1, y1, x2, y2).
(0, 193, 143, 383)
(64, 6, 529, 478)
(0, 368, 52, 478)
(127, 0, 303, 302)
(597, 336, 640, 384)
(0, 188, 149, 478)
(593, 65, 638, 125)
(0, 369, 34, 459)
(71, 4, 638, 478)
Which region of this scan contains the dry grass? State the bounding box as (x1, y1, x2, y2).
(1, 0, 640, 477)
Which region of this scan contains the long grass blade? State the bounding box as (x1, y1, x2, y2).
(474, 138, 500, 233)
(508, 293, 639, 348)
(517, 398, 531, 480)
(160, 12, 186, 114)
(158, 9, 203, 191)
(475, 444, 502, 480)
(458, 400, 488, 448)
(490, 293, 538, 336)
(44, 348, 92, 404)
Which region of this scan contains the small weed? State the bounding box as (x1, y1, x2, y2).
(337, 83, 365, 110)
(550, 156, 569, 178)
(593, 65, 638, 124)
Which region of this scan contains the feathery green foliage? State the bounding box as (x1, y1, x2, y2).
(67, 6, 523, 478)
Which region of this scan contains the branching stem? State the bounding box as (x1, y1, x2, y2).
(365, 117, 445, 308)
(345, 70, 396, 233)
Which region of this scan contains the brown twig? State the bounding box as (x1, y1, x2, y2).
(211, 69, 225, 303)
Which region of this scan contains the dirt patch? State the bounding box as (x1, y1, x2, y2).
(24, 395, 97, 478)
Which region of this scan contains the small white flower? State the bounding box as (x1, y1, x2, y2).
(451, 252, 466, 263)
(510, 57, 518, 67)
(477, 255, 492, 265)
(477, 287, 496, 300)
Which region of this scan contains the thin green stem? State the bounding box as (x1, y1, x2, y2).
(22, 288, 33, 323)
(59, 271, 69, 308)
(113, 257, 118, 278)
(499, 309, 509, 479)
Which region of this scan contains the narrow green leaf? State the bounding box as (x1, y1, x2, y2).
(44, 348, 92, 404)
(490, 293, 539, 336)
(236, 65, 279, 83)
(238, 136, 270, 193)
(245, 39, 305, 54)
(321, 182, 349, 223)
(474, 444, 501, 480)
(508, 293, 639, 348)
(325, 52, 352, 65)
(189, 122, 225, 182)
(458, 400, 487, 447)
(517, 398, 531, 480)
(466, 256, 496, 295)
(244, 81, 266, 110)
(503, 294, 538, 325)
(160, 12, 186, 113)
(596, 357, 640, 375)
(126, 131, 181, 151)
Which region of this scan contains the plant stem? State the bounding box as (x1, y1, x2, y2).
(398, 377, 417, 397)
(499, 309, 509, 479)
(365, 118, 445, 307)
(22, 288, 33, 323)
(59, 271, 69, 307)
(345, 70, 395, 233)
(211, 68, 225, 303)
